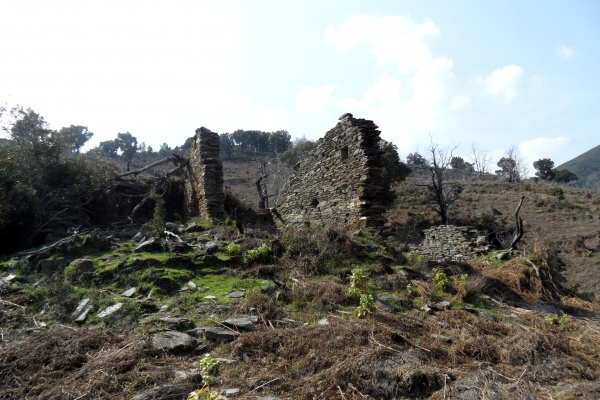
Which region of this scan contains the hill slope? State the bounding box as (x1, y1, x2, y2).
(556, 144, 600, 188)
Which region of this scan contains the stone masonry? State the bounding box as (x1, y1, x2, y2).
(278, 113, 388, 228)
(416, 225, 492, 261)
(185, 127, 224, 219)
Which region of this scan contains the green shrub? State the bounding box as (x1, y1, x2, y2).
(225, 242, 241, 256)
(354, 294, 376, 318)
(433, 270, 449, 294)
(550, 187, 564, 200)
(245, 243, 271, 262)
(545, 314, 571, 325)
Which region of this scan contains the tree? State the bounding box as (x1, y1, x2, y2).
(415, 141, 462, 225)
(57, 125, 93, 153)
(407, 152, 427, 167)
(7, 108, 62, 163)
(468, 143, 492, 179)
(269, 130, 292, 153)
(554, 169, 578, 184)
(496, 145, 528, 183)
(450, 156, 474, 171)
(220, 133, 235, 159)
(116, 132, 138, 171)
(380, 141, 411, 204)
(533, 158, 555, 181)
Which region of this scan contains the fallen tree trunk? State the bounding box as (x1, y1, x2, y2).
(510, 195, 525, 250)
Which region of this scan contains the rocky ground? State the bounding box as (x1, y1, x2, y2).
(1, 176, 600, 399)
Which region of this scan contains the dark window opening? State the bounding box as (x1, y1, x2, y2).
(340, 146, 349, 161)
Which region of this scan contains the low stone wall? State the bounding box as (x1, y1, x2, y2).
(185, 127, 224, 220)
(416, 225, 491, 261)
(278, 113, 388, 228)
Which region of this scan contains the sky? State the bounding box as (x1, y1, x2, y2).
(1, 0, 599, 172)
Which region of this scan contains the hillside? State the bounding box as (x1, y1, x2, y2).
(556, 144, 600, 188)
(1, 156, 599, 399)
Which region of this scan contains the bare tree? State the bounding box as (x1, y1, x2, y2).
(468, 143, 492, 179)
(415, 140, 463, 225)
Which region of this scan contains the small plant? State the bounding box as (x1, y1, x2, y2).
(406, 282, 419, 298)
(582, 250, 593, 257)
(225, 242, 241, 256)
(187, 387, 225, 400)
(355, 293, 376, 318)
(433, 270, 449, 294)
(151, 194, 166, 236)
(550, 187, 565, 200)
(523, 183, 532, 191)
(224, 217, 237, 230)
(405, 253, 415, 266)
(348, 268, 369, 298)
(545, 314, 571, 325)
(199, 356, 220, 385)
(245, 243, 271, 262)
(458, 274, 468, 282)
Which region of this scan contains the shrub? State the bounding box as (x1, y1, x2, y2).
(550, 187, 564, 200)
(545, 314, 571, 325)
(225, 242, 241, 256)
(433, 270, 449, 294)
(245, 243, 272, 262)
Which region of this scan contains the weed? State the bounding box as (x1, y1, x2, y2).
(348, 268, 370, 298)
(151, 193, 166, 236)
(354, 294, 376, 318)
(224, 242, 241, 256)
(433, 270, 449, 294)
(187, 387, 225, 400)
(582, 250, 593, 257)
(550, 187, 565, 200)
(545, 314, 571, 325)
(458, 274, 469, 282)
(245, 243, 271, 262)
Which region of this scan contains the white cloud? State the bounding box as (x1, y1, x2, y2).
(556, 45, 575, 59)
(296, 84, 337, 114)
(519, 136, 570, 173)
(485, 65, 524, 101)
(316, 15, 463, 148)
(253, 108, 291, 132)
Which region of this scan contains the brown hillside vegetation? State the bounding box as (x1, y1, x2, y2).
(1, 156, 600, 399)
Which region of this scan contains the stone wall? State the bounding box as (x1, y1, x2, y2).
(416, 225, 492, 261)
(185, 127, 224, 219)
(278, 113, 388, 228)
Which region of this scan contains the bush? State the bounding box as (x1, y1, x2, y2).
(245, 243, 272, 262)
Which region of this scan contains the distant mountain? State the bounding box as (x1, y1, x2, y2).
(556, 144, 600, 188)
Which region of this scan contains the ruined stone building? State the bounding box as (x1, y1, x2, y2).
(277, 113, 389, 228)
(416, 225, 492, 261)
(185, 127, 225, 220)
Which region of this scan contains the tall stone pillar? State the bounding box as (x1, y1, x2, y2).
(185, 127, 224, 219)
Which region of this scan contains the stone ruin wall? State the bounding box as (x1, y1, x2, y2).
(278, 113, 389, 228)
(416, 225, 492, 261)
(185, 127, 225, 220)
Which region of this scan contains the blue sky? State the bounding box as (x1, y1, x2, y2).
(1, 0, 598, 171)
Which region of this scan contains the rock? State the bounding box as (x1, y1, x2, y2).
(430, 333, 452, 343)
(184, 223, 207, 233)
(224, 388, 241, 396)
(202, 327, 239, 343)
(260, 285, 277, 295)
(73, 298, 92, 323)
(479, 310, 495, 322)
(130, 384, 190, 400)
(151, 330, 197, 353)
(96, 303, 123, 318)
(317, 318, 329, 325)
(204, 295, 217, 301)
(174, 368, 203, 383)
(227, 290, 246, 299)
(222, 316, 257, 331)
(137, 299, 159, 313)
(204, 241, 223, 254)
(0, 273, 16, 288)
(135, 238, 164, 252)
(159, 317, 194, 330)
(121, 287, 137, 297)
(39, 258, 69, 274)
(258, 397, 285, 400)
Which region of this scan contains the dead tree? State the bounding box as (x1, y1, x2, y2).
(510, 195, 525, 250)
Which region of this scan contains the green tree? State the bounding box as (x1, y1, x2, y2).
(450, 156, 474, 172)
(533, 158, 556, 180)
(554, 169, 578, 183)
(269, 130, 292, 153)
(116, 132, 138, 171)
(57, 125, 93, 153)
(220, 133, 235, 159)
(407, 152, 428, 168)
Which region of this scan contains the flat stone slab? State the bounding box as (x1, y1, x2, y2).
(0, 274, 16, 287)
(135, 238, 163, 252)
(222, 316, 257, 331)
(96, 302, 123, 318)
(159, 317, 193, 329)
(227, 290, 246, 299)
(202, 327, 239, 343)
(121, 287, 137, 297)
(151, 330, 197, 353)
(72, 298, 90, 317)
